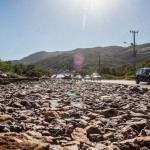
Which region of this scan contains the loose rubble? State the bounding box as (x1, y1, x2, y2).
(0, 79, 150, 150)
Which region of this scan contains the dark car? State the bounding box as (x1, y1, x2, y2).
(135, 68, 150, 84)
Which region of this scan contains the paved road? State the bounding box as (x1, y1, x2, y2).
(91, 80, 150, 89)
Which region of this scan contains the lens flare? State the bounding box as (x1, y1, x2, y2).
(73, 54, 84, 70)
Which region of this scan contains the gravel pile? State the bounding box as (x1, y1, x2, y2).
(0, 79, 150, 150)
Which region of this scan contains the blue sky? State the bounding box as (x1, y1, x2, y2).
(0, 0, 150, 60)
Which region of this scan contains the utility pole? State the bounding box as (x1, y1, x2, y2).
(99, 54, 101, 75)
(130, 30, 138, 73)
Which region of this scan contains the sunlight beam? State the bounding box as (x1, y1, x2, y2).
(82, 14, 86, 31)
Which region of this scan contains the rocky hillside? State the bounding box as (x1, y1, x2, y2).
(13, 43, 150, 69)
(13, 51, 53, 64)
(0, 79, 149, 149)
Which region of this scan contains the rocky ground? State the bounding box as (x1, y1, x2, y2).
(0, 79, 150, 150)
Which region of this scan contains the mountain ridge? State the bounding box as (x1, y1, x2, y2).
(13, 43, 150, 70)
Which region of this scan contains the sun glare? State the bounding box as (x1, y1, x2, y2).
(73, 0, 109, 15)
(82, 0, 99, 13)
(72, 0, 111, 30)
(57, 0, 119, 31)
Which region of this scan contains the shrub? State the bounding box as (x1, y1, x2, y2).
(102, 74, 124, 80)
(6, 72, 20, 78)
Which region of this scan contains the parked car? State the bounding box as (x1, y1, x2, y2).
(91, 73, 102, 80)
(51, 74, 65, 79)
(135, 68, 150, 84)
(84, 75, 91, 80)
(74, 74, 82, 81)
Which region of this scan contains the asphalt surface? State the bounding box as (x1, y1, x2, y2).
(91, 80, 150, 89)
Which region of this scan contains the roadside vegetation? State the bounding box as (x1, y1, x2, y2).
(0, 60, 51, 78)
(78, 59, 150, 80)
(0, 59, 150, 79)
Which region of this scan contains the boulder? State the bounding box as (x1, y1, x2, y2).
(100, 108, 118, 118)
(71, 128, 92, 146)
(0, 114, 14, 122)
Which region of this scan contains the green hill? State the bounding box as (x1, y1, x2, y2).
(13, 43, 150, 71)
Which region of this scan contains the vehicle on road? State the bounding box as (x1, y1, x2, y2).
(51, 74, 65, 79)
(84, 75, 91, 80)
(135, 68, 150, 84)
(74, 74, 82, 81)
(91, 73, 102, 80)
